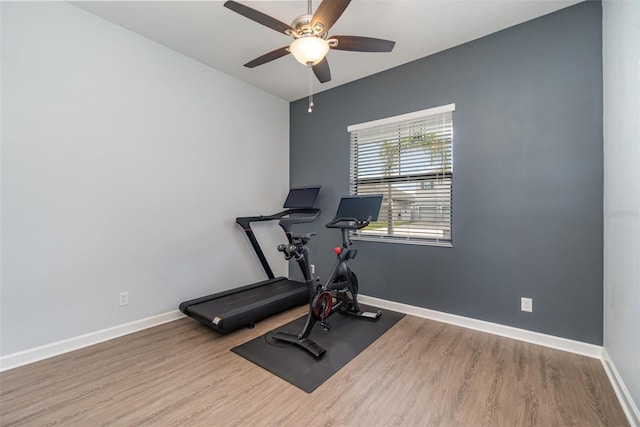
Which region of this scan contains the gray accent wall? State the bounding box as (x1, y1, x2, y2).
(290, 2, 603, 344)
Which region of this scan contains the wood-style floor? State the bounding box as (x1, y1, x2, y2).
(0, 306, 629, 426)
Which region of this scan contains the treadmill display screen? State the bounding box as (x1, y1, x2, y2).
(283, 186, 321, 209)
(335, 194, 383, 222)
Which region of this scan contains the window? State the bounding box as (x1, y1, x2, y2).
(348, 104, 454, 246)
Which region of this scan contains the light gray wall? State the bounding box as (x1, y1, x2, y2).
(603, 0, 640, 415)
(1, 2, 289, 357)
(290, 2, 603, 344)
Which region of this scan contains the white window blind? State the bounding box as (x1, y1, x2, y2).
(348, 104, 455, 246)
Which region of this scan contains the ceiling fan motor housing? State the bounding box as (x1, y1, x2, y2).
(288, 14, 326, 38)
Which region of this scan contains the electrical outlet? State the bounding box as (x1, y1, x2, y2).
(119, 291, 129, 307)
(311, 264, 315, 275)
(521, 297, 533, 312)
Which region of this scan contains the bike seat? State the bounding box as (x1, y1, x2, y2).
(292, 232, 316, 243)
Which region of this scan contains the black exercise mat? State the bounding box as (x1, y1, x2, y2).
(231, 305, 404, 393)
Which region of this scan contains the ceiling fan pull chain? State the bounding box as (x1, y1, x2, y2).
(308, 66, 314, 113)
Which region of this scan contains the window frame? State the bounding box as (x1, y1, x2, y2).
(347, 103, 455, 247)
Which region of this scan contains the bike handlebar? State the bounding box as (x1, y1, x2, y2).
(325, 216, 373, 230)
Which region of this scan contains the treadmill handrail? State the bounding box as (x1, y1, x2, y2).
(235, 208, 320, 229)
(235, 208, 320, 279)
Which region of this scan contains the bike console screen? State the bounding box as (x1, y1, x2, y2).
(334, 194, 383, 222)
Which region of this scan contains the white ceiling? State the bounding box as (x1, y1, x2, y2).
(74, 0, 581, 102)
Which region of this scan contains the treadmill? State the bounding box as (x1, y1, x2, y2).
(179, 186, 321, 333)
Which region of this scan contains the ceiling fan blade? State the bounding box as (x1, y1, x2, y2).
(244, 46, 290, 68)
(312, 58, 331, 83)
(311, 0, 351, 37)
(224, 1, 294, 35)
(330, 36, 396, 52)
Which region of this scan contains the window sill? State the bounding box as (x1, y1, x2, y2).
(352, 235, 452, 248)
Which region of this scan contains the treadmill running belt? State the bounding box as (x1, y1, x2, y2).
(182, 278, 308, 333)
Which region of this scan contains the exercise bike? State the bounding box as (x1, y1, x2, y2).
(272, 194, 384, 359)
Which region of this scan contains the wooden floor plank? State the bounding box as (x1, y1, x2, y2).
(0, 308, 629, 426)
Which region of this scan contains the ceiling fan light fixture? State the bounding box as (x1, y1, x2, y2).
(289, 36, 330, 66)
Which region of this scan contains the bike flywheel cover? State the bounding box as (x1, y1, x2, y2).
(312, 291, 333, 319)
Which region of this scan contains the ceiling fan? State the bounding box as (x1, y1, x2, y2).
(223, 0, 396, 84)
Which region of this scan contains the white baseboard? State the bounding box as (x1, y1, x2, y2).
(359, 295, 603, 358)
(0, 310, 185, 372)
(602, 348, 640, 427)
